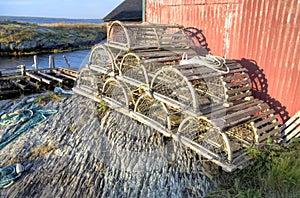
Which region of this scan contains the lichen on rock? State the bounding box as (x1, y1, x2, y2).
(0, 21, 107, 55)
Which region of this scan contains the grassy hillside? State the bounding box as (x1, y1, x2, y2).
(0, 21, 106, 55)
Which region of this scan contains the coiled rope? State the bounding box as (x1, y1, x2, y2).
(0, 103, 57, 188)
(180, 54, 229, 74)
(0, 163, 24, 188)
(0, 107, 57, 150)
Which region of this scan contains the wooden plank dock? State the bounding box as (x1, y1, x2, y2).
(0, 56, 78, 99)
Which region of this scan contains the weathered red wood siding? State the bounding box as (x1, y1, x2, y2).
(146, 0, 300, 122)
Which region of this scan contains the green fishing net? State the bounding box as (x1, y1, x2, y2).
(0, 103, 57, 188)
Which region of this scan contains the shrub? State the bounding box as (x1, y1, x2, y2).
(208, 140, 300, 198)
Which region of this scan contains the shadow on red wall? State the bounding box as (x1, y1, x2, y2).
(239, 58, 290, 124)
(183, 27, 289, 124)
(184, 27, 210, 56)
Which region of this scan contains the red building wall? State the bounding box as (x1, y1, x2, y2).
(146, 0, 300, 122)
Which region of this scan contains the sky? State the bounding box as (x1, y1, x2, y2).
(0, 0, 124, 19)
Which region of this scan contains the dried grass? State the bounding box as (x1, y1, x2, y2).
(40, 22, 106, 29)
(29, 143, 58, 158)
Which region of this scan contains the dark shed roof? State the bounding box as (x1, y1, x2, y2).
(103, 0, 142, 22)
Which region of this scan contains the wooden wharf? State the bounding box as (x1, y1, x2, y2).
(0, 55, 78, 99)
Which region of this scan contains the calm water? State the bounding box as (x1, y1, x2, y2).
(0, 16, 104, 24)
(0, 49, 92, 71)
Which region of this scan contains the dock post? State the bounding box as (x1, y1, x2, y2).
(63, 55, 71, 68)
(33, 55, 38, 70)
(20, 65, 26, 76)
(49, 55, 55, 69)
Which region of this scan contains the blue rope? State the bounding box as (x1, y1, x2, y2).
(0, 163, 23, 188)
(0, 111, 6, 117)
(54, 87, 74, 95)
(0, 107, 57, 150)
(0, 104, 57, 188)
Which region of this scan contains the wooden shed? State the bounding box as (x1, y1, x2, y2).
(144, 0, 300, 123)
(103, 0, 142, 22)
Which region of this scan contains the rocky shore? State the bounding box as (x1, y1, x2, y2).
(0, 93, 215, 197)
(0, 21, 106, 56)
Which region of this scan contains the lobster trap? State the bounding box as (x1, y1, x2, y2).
(73, 21, 281, 172)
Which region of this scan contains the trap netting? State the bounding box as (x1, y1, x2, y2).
(102, 78, 130, 108)
(181, 99, 281, 160)
(76, 66, 97, 94)
(177, 57, 253, 107)
(150, 65, 230, 114)
(151, 66, 197, 112)
(119, 53, 150, 86)
(188, 69, 226, 105)
(134, 94, 170, 129)
(118, 48, 198, 87)
(89, 44, 115, 73)
(107, 21, 190, 51)
(178, 117, 232, 162)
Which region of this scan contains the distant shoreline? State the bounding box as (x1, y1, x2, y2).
(0, 21, 106, 56)
(0, 15, 104, 24)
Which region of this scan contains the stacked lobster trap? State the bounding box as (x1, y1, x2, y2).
(73, 21, 280, 172)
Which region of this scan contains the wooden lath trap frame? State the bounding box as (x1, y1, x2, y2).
(73, 21, 281, 172)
